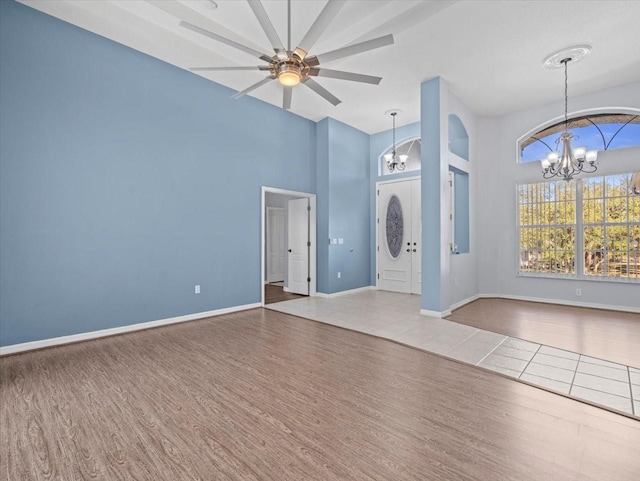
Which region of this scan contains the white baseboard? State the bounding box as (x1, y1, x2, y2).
(449, 294, 481, 312)
(313, 285, 374, 299)
(477, 293, 640, 313)
(420, 308, 452, 318)
(0, 302, 261, 357)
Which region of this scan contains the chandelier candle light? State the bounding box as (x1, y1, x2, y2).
(540, 46, 598, 181)
(384, 110, 408, 173)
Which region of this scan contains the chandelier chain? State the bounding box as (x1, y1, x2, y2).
(392, 112, 396, 154)
(564, 58, 569, 132)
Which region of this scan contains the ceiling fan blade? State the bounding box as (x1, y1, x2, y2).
(312, 34, 394, 64)
(283, 86, 292, 110)
(309, 68, 382, 85)
(295, 0, 347, 57)
(231, 77, 274, 99)
(247, 0, 287, 59)
(180, 21, 273, 62)
(190, 66, 270, 71)
(302, 78, 341, 106)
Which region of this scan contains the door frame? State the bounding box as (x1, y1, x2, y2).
(261, 186, 317, 306)
(266, 206, 285, 283)
(375, 175, 421, 290)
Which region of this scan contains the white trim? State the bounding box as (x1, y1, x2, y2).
(420, 308, 452, 318)
(376, 174, 421, 187)
(448, 294, 480, 312)
(475, 293, 640, 314)
(313, 286, 374, 299)
(261, 186, 317, 306)
(0, 303, 261, 356)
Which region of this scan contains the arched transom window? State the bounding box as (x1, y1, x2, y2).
(520, 113, 640, 163)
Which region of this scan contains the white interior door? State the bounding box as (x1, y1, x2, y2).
(411, 179, 421, 294)
(287, 198, 309, 295)
(266, 207, 285, 283)
(378, 178, 421, 294)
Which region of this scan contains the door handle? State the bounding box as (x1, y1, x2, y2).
(288, 249, 292, 253)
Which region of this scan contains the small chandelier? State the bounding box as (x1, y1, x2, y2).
(632, 172, 640, 195)
(540, 47, 598, 181)
(384, 111, 408, 173)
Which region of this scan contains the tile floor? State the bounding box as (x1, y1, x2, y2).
(266, 290, 639, 419)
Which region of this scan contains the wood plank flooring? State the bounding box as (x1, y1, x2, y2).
(2, 308, 640, 480)
(264, 283, 306, 304)
(447, 298, 640, 367)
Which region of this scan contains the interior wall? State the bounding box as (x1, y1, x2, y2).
(316, 118, 371, 294)
(0, 2, 317, 346)
(476, 80, 640, 310)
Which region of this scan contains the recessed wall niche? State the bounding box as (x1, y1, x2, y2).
(448, 114, 469, 161)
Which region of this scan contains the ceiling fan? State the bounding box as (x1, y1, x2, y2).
(180, 0, 394, 109)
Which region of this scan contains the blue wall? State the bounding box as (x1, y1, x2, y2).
(316, 118, 370, 294)
(421, 78, 443, 312)
(0, 1, 317, 346)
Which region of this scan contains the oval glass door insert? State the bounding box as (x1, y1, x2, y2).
(386, 195, 403, 259)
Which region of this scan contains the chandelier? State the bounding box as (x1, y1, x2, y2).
(384, 111, 407, 173)
(632, 172, 640, 195)
(540, 47, 598, 181)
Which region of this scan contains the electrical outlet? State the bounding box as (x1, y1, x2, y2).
(575, 288, 581, 297)
(337, 272, 341, 279)
(195, 285, 200, 294)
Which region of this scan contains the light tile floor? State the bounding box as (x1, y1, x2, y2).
(267, 290, 639, 419)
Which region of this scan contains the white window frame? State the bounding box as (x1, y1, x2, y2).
(517, 173, 640, 283)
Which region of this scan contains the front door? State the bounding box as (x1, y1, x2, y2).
(377, 178, 421, 294)
(287, 198, 309, 295)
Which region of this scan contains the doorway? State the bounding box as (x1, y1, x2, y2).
(261, 187, 317, 306)
(377, 178, 421, 294)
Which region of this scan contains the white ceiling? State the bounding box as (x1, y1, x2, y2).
(18, 0, 640, 134)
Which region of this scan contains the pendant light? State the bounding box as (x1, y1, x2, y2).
(384, 111, 408, 173)
(540, 46, 598, 181)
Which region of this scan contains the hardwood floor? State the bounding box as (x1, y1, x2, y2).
(264, 283, 306, 304)
(2, 308, 639, 480)
(447, 298, 640, 367)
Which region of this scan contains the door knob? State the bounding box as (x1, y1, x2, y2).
(406, 248, 411, 252)
(407, 242, 411, 246)
(288, 249, 292, 252)
(413, 249, 417, 252)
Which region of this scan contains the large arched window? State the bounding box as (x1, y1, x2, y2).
(380, 137, 421, 176)
(520, 113, 640, 163)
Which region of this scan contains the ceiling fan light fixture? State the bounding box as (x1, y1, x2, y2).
(278, 63, 301, 86)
